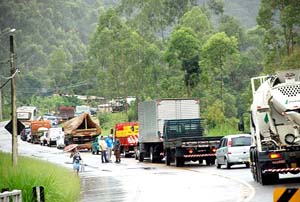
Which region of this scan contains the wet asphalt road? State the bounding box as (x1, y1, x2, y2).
(1, 121, 300, 202)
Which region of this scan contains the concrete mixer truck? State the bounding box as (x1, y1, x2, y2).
(244, 69, 300, 185)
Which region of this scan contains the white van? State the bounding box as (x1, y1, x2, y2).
(215, 134, 252, 169)
(47, 127, 64, 148)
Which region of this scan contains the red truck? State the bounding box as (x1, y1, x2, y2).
(57, 106, 75, 122)
(114, 122, 139, 157)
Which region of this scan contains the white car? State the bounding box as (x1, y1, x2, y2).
(50, 127, 65, 149)
(215, 134, 252, 169)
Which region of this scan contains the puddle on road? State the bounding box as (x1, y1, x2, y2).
(81, 176, 126, 202)
(127, 166, 155, 170)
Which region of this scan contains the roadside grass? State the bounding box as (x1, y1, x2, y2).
(207, 124, 241, 136)
(0, 152, 81, 202)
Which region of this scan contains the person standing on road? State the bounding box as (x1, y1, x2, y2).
(105, 134, 113, 162)
(99, 135, 108, 163)
(70, 147, 81, 175)
(113, 139, 121, 163)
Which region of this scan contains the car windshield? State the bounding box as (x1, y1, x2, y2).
(232, 136, 251, 147)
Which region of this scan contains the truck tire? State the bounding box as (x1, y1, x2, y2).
(175, 157, 184, 167)
(165, 150, 171, 166)
(258, 164, 279, 185)
(250, 147, 258, 181)
(206, 158, 214, 166)
(138, 152, 144, 162)
(150, 147, 156, 163)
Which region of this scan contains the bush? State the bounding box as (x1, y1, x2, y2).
(98, 112, 128, 135)
(0, 152, 80, 202)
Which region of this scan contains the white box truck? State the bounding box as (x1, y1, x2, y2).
(137, 99, 221, 166)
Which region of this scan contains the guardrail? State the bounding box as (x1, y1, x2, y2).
(0, 190, 22, 202)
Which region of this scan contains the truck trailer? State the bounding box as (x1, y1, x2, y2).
(243, 69, 300, 185)
(114, 122, 139, 157)
(137, 98, 221, 166)
(63, 112, 101, 150)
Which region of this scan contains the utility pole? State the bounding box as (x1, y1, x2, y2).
(10, 34, 18, 166)
(0, 78, 2, 120)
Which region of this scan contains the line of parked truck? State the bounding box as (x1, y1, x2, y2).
(16, 69, 300, 185)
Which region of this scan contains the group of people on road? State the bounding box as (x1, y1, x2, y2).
(69, 132, 122, 174)
(98, 134, 121, 163)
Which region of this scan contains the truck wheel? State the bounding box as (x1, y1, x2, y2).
(175, 157, 184, 167)
(206, 158, 214, 166)
(258, 166, 279, 185)
(138, 152, 144, 162)
(150, 147, 156, 163)
(165, 150, 171, 166)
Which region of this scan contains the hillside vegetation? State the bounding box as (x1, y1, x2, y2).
(1, 0, 300, 134)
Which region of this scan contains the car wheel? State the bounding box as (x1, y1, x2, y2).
(224, 158, 231, 169)
(216, 159, 221, 169)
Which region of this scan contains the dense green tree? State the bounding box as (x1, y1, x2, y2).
(165, 27, 201, 96)
(179, 6, 213, 43)
(201, 32, 239, 110)
(208, 0, 224, 15)
(219, 15, 246, 49)
(88, 9, 163, 101)
(118, 0, 198, 42)
(47, 48, 72, 94)
(257, 0, 300, 72)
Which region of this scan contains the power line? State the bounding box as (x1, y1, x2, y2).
(0, 69, 19, 89)
(0, 78, 10, 89)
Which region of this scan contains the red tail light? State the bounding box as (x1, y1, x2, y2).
(227, 140, 232, 147)
(211, 148, 217, 153)
(188, 148, 193, 154)
(269, 153, 281, 159)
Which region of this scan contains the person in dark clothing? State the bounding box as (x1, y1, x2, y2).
(113, 139, 121, 163)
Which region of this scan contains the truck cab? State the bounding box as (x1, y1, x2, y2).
(163, 118, 222, 167)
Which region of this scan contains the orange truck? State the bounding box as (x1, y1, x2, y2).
(114, 122, 139, 157)
(30, 120, 51, 144)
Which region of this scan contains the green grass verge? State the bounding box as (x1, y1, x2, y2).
(0, 152, 81, 202)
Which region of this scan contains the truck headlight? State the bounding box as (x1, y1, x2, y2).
(285, 134, 295, 144)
